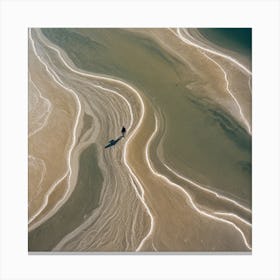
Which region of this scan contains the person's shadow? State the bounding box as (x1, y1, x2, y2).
(104, 135, 124, 149)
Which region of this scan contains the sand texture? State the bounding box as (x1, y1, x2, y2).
(28, 28, 252, 252)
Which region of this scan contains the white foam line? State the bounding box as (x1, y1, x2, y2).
(201, 52, 251, 134)
(175, 28, 252, 76)
(130, 177, 155, 252)
(35, 29, 155, 251)
(28, 30, 81, 228)
(28, 76, 53, 137)
(146, 115, 251, 250)
(213, 212, 252, 227)
(168, 28, 251, 135)
(163, 163, 251, 214)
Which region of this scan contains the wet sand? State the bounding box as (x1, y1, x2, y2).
(28, 28, 252, 252)
(29, 143, 103, 251)
(28, 37, 79, 230)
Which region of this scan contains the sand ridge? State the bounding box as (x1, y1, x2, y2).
(28, 28, 251, 252)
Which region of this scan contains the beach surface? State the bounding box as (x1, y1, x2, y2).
(28, 28, 252, 252)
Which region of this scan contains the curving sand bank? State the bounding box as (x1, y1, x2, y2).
(28, 28, 252, 252)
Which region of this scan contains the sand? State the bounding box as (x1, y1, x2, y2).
(28, 28, 252, 252)
(28, 36, 78, 230)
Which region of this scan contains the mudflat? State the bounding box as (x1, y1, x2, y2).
(28, 28, 251, 252)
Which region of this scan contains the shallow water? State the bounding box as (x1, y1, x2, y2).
(198, 28, 252, 62)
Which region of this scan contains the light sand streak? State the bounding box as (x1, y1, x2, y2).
(28, 76, 52, 137)
(145, 115, 251, 250)
(152, 242, 158, 252)
(92, 84, 134, 131)
(28, 30, 82, 228)
(33, 29, 155, 251)
(163, 163, 251, 213)
(213, 212, 252, 227)
(248, 76, 252, 93)
(28, 155, 47, 205)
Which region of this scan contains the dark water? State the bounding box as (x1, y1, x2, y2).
(198, 28, 252, 60)
(41, 28, 251, 204)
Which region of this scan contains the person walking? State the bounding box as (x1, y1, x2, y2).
(121, 126, 126, 137)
